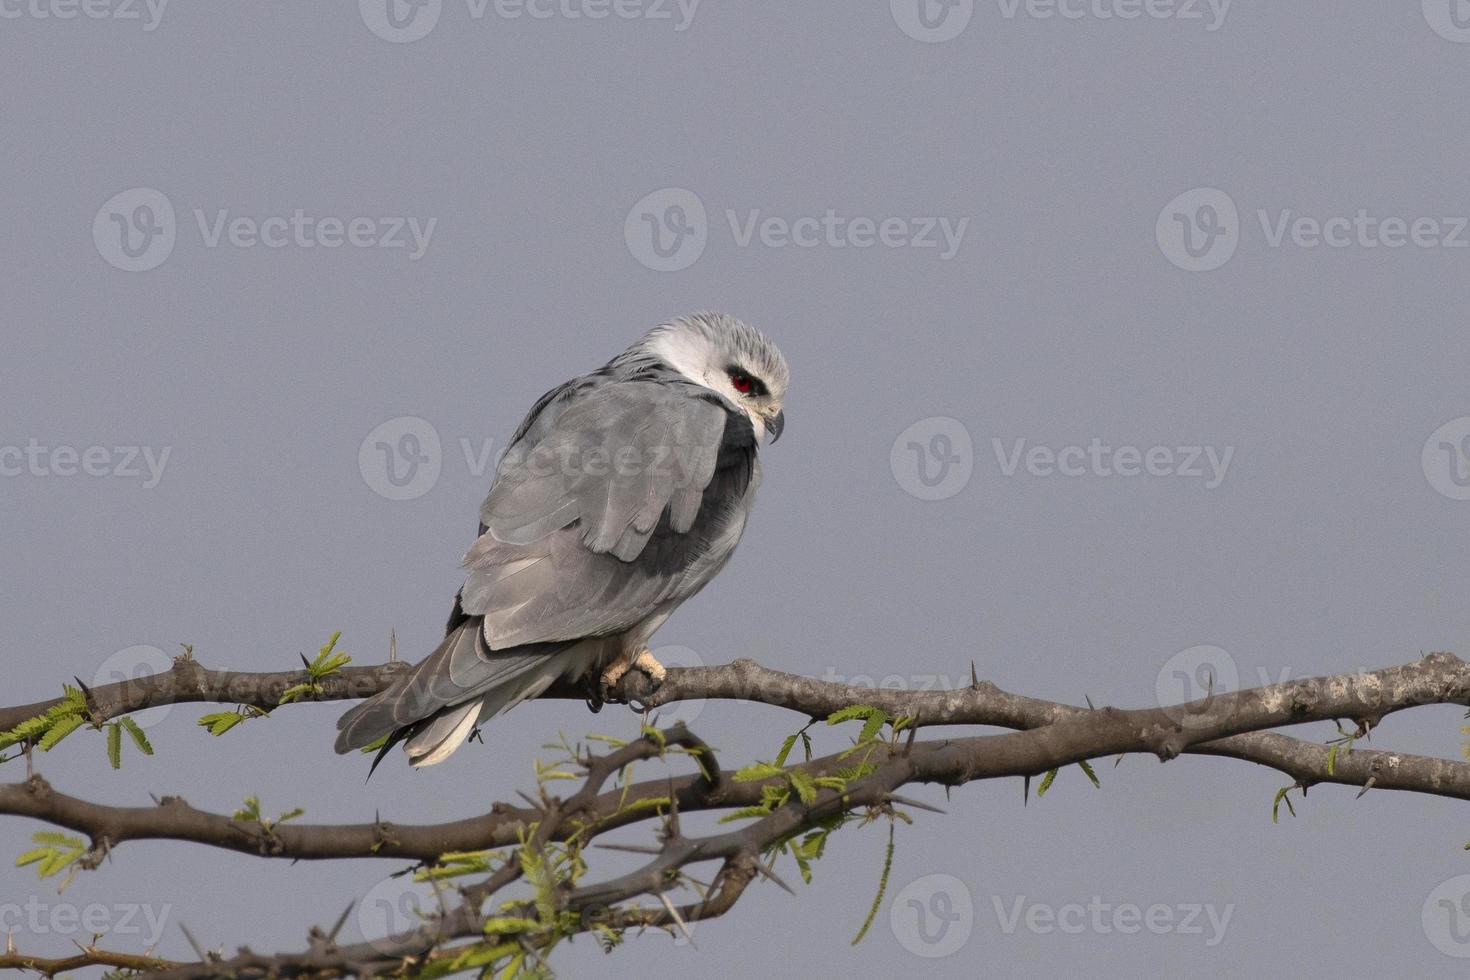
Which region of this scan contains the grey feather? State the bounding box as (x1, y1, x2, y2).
(334, 313, 788, 767)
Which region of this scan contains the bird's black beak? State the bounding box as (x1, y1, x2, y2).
(766, 409, 785, 443)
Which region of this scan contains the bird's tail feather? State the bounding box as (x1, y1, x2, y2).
(333, 619, 588, 769)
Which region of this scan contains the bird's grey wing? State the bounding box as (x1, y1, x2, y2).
(333, 618, 577, 754)
(459, 379, 756, 649)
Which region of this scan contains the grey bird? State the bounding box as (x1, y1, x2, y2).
(335, 313, 789, 768)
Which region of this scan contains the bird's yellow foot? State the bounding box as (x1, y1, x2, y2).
(600, 647, 666, 700)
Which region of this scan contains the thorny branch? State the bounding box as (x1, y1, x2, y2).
(3, 651, 1470, 977)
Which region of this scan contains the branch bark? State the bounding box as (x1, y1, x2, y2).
(3, 652, 1469, 978)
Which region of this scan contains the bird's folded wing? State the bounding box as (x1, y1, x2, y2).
(459, 380, 753, 649)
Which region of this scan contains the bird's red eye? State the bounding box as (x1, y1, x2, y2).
(729, 371, 753, 394)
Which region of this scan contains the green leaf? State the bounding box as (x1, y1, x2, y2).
(16, 832, 85, 879)
(119, 716, 153, 755)
(309, 632, 351, 679)
(16, 847, 50, 869)
(791, 842, 813, 884)
(277, 683, 316, 705)
(733, 763, 785, 782)
(446, 941, 519, 973)
(481, 916, 540, 936)
(827, 704, 881, 727)
(497, 951, 527, 980)
(38, 713, 85, 751)
(1035, 767, 1059, 798)
(1271, 786, 1297, 823)
(1077, 759, 1100, 788)
(859, 710, 888, 743)
(106, 723, 122, 770)
(788, 770, 818, 805)
(774, 732, 800, 768)
(852, 821, 895, 945)
(198, 712, 246, 737)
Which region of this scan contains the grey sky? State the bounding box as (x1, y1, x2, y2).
(4, 2, 1470, 976)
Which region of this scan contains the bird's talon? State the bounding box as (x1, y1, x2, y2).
(598, 648, 666, 703)
(631, 649, 667, 686)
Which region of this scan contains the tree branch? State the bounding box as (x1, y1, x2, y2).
(4, 653, 1470, 978)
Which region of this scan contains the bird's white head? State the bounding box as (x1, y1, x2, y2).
(631, 313, 789, 442)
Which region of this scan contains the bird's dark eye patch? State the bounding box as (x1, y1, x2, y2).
(726, 367, 766, 397)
